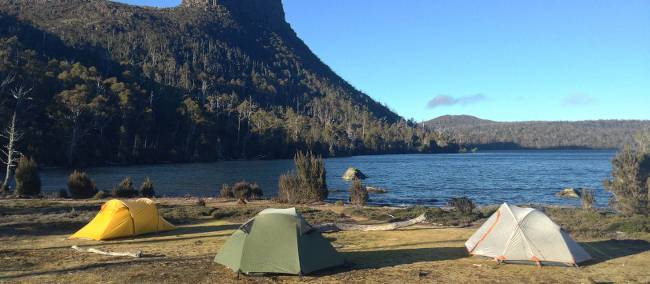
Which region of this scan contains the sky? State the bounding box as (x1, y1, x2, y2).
(117, 0, 650, 122)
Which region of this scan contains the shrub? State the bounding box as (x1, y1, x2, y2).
(604, 146, 650, 216)
(139, 177, 155, 197)
(448, 197, 475, 215)
(220, 184, 233, 198)
(196, 198, 206, 206)
(277, 151, 327, 203)
(232, 181, 262, 201)
(112, 177, 137, 197)
(335, 200, 344, 206)
(250, 183, 263, 199)
(58, 189, 70, 198)
(349, 179, 368, 206)
(581, 188, 595, 209)
(277, 173, 303, 203)
(14, 157, 41, 196)
(67, 171, 97, 199)
(93, 190, 109, 199)
(0, 183, 9, 195)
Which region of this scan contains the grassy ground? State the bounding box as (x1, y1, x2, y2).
(1, 198, 650, 283)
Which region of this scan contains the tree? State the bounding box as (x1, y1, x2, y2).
(604, 145, 650, 216)
(1, 86, 30, 192)
(14, 156, 41, 196)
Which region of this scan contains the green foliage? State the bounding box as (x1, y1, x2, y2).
(14, 157, 41, 196)
(67, 171, 97, 199)
(604, 146, 650, 216)
(0, 2, 459, 168)
(139, 177, 155, 197)
(278, 151, 328, 203)
(112, 177, 137, 198)
(335, 200, 344, 206)
(219, 184, 233, 198)
(448, 197, 476, 215)
(0, 183, 8, 195)
(581, 188, 596, 209)
(426, 115, 650, 150)
(349, 179, 368, 206)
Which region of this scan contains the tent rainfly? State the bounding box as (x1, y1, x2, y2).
(465, 203, 592, 266)
(69, 198, 175, 240)
(215, 208, 344, 275)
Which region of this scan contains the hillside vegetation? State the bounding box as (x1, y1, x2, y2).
(426, 115, 650, 150)
(0, 0, 455, 167)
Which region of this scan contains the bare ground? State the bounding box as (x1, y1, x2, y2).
(1, 198, 650, 283)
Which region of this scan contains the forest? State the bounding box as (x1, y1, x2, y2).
(0, 0, 457, 167)
(426, 115, 650, 150)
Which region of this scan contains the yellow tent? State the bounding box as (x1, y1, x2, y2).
(70, 198, 175, 240)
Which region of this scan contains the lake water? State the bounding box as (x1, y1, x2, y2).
(40, 150, 615, 207)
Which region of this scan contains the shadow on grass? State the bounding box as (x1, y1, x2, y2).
(581, 239, 650, 265)
(0, 221, 89, 236)
(0, 254, 211, 280)
(335, 246, 466, 271)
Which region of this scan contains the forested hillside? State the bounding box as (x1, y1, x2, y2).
(426, 115, 650, 149)
(0, 0, 456, 167)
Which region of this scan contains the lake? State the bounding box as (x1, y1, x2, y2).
(39, 150, 615, 207)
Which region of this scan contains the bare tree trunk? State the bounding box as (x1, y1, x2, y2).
(2, 111, 18, 189)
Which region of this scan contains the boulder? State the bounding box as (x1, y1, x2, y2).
(342, 167, 367, 181)
(556, 188, 581, 199)
(366, 186, 387, 194)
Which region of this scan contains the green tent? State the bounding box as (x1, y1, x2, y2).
(214, 208, 344, 275)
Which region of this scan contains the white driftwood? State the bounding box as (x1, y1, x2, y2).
(71, 245, 143, 258)
(316, 213, 427, 232)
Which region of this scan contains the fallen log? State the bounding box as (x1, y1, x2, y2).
(315, 213, 427, 232)
(71, 245, 143, 258)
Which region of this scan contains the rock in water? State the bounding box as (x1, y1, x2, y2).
(556, 188, 581, 199)
(366, 186, 387, 194)
(342, 168, 367, 181)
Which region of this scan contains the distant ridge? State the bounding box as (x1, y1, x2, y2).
(424, 115, 650, 150)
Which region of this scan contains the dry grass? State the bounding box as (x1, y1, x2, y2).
(1, 199, 650, 283)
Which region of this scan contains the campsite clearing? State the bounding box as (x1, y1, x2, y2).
(1, 198, 649, 283)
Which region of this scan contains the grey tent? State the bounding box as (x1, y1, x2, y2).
(466, 203, 592, 266)
(214, 208, 344, 275)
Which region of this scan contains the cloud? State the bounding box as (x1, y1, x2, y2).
(427, 94, 486, 109)
(562, 94, 596, 106)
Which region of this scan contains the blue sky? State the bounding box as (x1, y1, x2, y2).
(117, 0, 649, 122)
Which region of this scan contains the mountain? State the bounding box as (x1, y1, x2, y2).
(424, 115, 650, 150)
(0, 0, 455, 166)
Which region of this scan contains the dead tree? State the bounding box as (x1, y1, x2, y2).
(1, 86, 31, 192)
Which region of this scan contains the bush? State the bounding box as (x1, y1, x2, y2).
(220, 184, 233, 198)
(139, 177, 155, 197)
(93, 190, 109, 199)
(581, 188, 595, 209)
(604, 146, 650, 216)
(196, 198, 206, 206)
(448, 197, 475, 215)
(335, 200, 344, 206)
(278, 173, 303, 203)
(112, 177, 137, 197)
(0, 183, 9, 195)
(277, 151, 327, 203)
(67, 171, 97, 199)
(349, 179, 368, 206)
(232, 181, 263, 201)
(250, 183, 263, 199)
(57, 189, 69, 198)
(14, 157, 41, 196)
